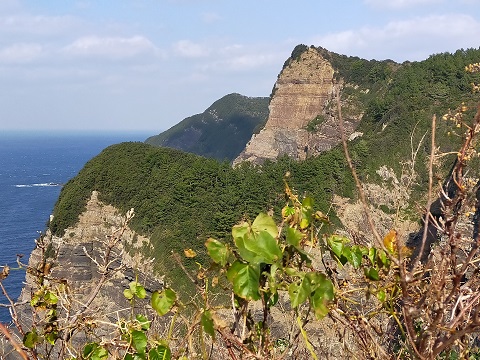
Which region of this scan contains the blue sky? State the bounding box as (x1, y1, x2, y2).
(1, 0, 480, 133)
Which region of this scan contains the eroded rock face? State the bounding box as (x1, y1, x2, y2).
(15, 191, 163, 355)
(234, 47, 363, 165)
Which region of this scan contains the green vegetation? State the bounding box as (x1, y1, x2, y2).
(145, 93, 269, 161)
(304, 114, 326, 133)
(50, 143, 353, 295)
(50, 46, 480, 297)
(3, 46, 480, 359)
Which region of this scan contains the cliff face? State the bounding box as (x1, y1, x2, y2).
(18, 191, 162, 345)
(234, 47, 363, 165)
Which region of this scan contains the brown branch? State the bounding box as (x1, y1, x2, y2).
(409, 115, 437, 271)
(0, 323, 29, 360)
(0, 280, 24, 336)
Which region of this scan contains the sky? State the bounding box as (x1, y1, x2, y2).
(1, 0, 480, 133)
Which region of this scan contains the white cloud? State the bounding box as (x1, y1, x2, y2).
(0, 14, 80, 36)
(63, 35, 159, 59)
(364, 0, 443, 9)
(221, 53, 280, 71)
(200, 44, 285, 72)
(173, 40, 210, 58)
(313, 14, 480, 61)
(0, 43, 44, 64)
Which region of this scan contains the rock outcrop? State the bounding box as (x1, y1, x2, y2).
(14, 191, 163, 355)
(234, 47, 363, 165)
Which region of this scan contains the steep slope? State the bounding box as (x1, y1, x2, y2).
(234, 45, 364, 165)
(145, 93, 269, 161)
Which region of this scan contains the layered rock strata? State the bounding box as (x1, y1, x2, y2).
(234, 47, 363, 165)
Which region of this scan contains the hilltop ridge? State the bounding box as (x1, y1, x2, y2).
(145, 93, 269, 161)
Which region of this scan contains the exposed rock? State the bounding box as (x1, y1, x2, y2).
(234, 47, 363, 165)
(8, 192, 164, 358)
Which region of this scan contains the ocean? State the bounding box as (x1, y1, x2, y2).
(0, 131, 151, 323)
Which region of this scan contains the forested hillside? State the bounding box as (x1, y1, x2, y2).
(145, 93, 269, 161)
(50, 46, 480, 294)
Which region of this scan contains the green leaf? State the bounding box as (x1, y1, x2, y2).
(44, 291, 58, 305)
(285, 267, 303, 277)
(136, 314, 150, 331)
(300, 197, 314, 229)
(124, 289, 134, 300)
(377, 250, 390, 268)
(251, 213, 278, 238)
(234, 234, 263, 264)
(368, 247, 377, 266)
(45, 331, 58, 345)
(23, 329, 40, 349)
(305, 272, 328, 293)
(316, 275, 334, 302)
(288, 276, 310, 308)
(310, 276, 334, 319)
(83, 343, 108, 360)
(311, 291, 330, 319)
(286, 226, 303, 248)
(243, 231, 283, 264)
(201, 310, 215, 339)
(365, 267, 380, 281)
(151, 289, 177, 316)
(265, 291, 279, 307)
(232, 222, 249, 241)
(327, 235, 347, 259)
(283, 206, 295, 217)
(149, 345, 171, 360)
(345, 245, 363, 269)
(377, 289, 386, 302)
(226, 261, 260, 300)
(131, 330, 147, 354)
(129, 281, 146, 299)
(205, 238, 229, 266)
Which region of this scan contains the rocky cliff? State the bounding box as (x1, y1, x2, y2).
(233, 46, 363, 165)
(13, 191, 162, 356)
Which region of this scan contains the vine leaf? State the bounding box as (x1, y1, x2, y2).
(383, 229, 397, 254)
(251, 212, 278, 238)
(205, 238, 229, 266)
(310, 275, 334, 319)
(131, 330, 148, 354)
(327, 235, 347, 259)
(365, 267, 380, 281)
(226, 261, 260, 300)
(183, 248, 197, 258)
(23, 329, 40, 349)
(149, 345, 171, 360)
(286, 226, 303, 248)
(288, 276, 311, 308)
(151, 288, 177, 316)
(201, 310, 215, 339)
(82, 342, 108, 360)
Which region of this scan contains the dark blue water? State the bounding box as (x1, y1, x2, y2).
(0, 131, 151, 323)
